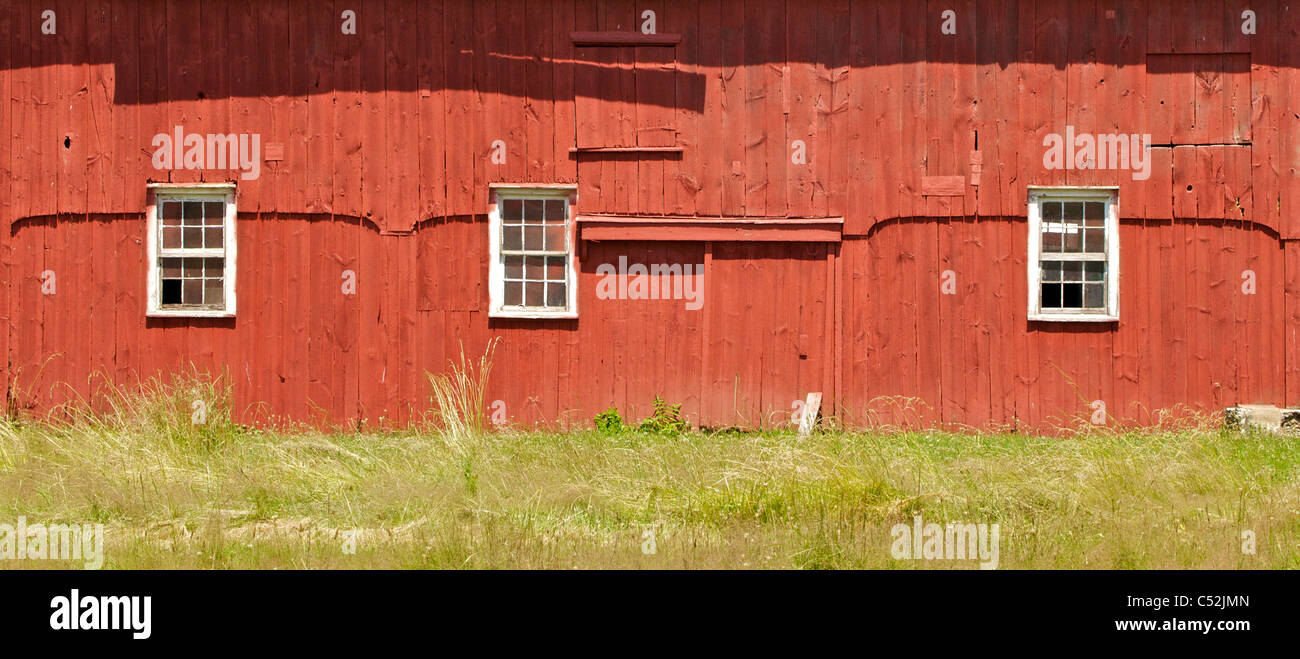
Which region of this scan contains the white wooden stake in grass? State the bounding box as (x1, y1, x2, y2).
(798, 392, 822, 437)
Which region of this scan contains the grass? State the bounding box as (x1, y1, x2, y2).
(1, 376, 1297, 569)
(426, 338, 498, 446)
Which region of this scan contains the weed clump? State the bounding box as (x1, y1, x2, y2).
(594, 406, 628, 434)
(637, 396, 688, 435)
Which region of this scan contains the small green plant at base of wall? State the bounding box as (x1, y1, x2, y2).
(637, 396, 688, 435)
(594, 406, 628, 435)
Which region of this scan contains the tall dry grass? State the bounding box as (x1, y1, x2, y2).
(426, 338, 498, 449)
(0, 375, 1297, 569)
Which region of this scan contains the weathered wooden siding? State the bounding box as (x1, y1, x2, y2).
(2, 0, 1298, 429)
(842, 217, 1284, 428)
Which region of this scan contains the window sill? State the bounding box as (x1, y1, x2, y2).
(1028, 313, 1118, 322)
(489, 309, 578, 320)
(148, 309, 236, 319)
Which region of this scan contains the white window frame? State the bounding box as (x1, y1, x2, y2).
(145, 183, 237, 318)
(1027, 186, 1119, 322)
(488, 184, 579, 319)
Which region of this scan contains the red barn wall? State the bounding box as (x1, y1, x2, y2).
(2, 0, 1298, 429)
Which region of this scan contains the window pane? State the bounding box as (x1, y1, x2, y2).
(1042, 201, 1062, 221)
(546, 282, 567, 307)
(161, 201, 182, 225)
(1041, 283, 1061, 308)
(1042, 261, 1062, 282)
(161, 258, 182, 278)
(183, 227, 203, 248)
(1062, 261, 1083, 282)
(204, 201, 224, 225)
(546, 256, 566, 281)
(183, 201, 204, 226)
(1041, 229, 1062, 253)
(523, 199, 544, 222)
(544, 199, 566, 223)
(504, 280, 523, 306)
(502, 226, 522, 250)
(1084, 282, 1105, 308)
(504, 255, 524, 279)
(1084, 201, 1105, 225)
(501, 199, 523, 223)
(1084, 228, 1105, 253)
(524, 225, 544, 251)
(524, 256, 545, 280)
(205, 279, 224, 306)
(162, 278, 182, 304)
(204, 258, 223, 277)
(205, 228, 224, 248)
(1062, 282, 1083, 308)
(183, 279, 203, 304)
(1063, 226, 1082, 252)
(1084, 261, 1105, 281)
(544, 225, 566, 251)
(525, 281, 545, 306)
(163, 227, 182, 249)
(1063, 202, 1083, 222)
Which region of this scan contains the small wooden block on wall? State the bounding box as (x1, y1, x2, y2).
(921, 175, 965, 196)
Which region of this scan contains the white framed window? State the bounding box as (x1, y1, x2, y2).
(1027, 187, 1119, 322)
(146, 183, 237, 318)
(488, 184, 578, 319)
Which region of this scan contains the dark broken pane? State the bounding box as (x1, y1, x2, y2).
(163, 227, 182, 249)
(1042, 201, 1062, 221)
(502, 226, 522, 251)
(183, 279, 203, 304)
(205, 279, 224, 306)
(546, 256, 566, 281)
(183, 258, 204, 277)
(204, 201, 224, 224)
(525, 281, 545, 307)
(523, 199, 544, 222)
(1084, 228, 1105, 253)
(501, 199, 523, 223)
(1085, 201, 1105, 225)
(183, 227, 203, 248)
(525, 256, 545, 280)
(1062, 261, 1083, 282)
(205, 228, 224, 248)
(1062, 282, 1083, 308)
(503, 255, 524, 280)
(546, 282, 566, 308)
(1084, 261, 1106, 281)
(504, 280, 523, 306)
(544, 225, 566, 251)
(1042, 261, 1062, 282)
(183, 201, 204, 225)
(162, 279, 183, 304)
(1041, 283, 1061, 308)
(544, 199, 566, 223)
(160, 258, 182, 278)
(1084, 282, 1105, 309)
(524, 225, 543, 251)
